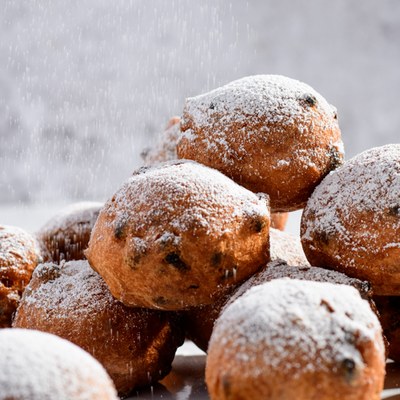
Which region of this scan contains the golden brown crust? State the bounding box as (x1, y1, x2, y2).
(36, 202, 102, 263)
(206, 280, 385, 400)
(0, 225, 42, 328)
(301, 145, 400, 295)
(13, 260, 184, 396)
(178, 75, 343, 212)
(86, 160, 270, 310)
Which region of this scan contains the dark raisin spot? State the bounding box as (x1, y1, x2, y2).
(302, 93, 317, 107)
(164, 252, 189, 271)
(211, 252, 224, 266)
(327, 146, 343, 172)
(114, 219, 127, 240)
(389, 205, 400, 216)
(251, 216, 266, 233)
(132, 254, 142, 265)
(1, 279, 13, 288)
(333, 110, 338, 119)
(341, 358, 357, 382)
(209, 102, 215, 110)
(316, 230, 330, 246)
(188, 284, 199, 289)
(153, 296, 168, 306)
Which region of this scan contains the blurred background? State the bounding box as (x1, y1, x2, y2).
(0, 0, 399, 231)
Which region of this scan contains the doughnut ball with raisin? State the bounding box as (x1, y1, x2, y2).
(178, 75, 343, 212)
(301, 144, 400, 295)
(0, 225, 42, 328)
(13, 260, 184, 396)
(206, 279, 385, 400)
(86, 160, 270, 310)
(36, 202, 102, 263)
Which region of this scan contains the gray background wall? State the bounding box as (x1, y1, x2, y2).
(1, 0, 399, 204)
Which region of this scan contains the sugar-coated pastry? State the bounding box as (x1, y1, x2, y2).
(0, 225, 42, 328)
(36, 201, 102, 263)
(13, 260, 184, 396)
(206, 279, 385, 400)
(183, 258, 371, 353)
(86, 160, 270, 310)
(0, 328, 118, 400)
(141, 116, 181, 165)
(301, 144, 400, 295)
(178, 75, 343, 211)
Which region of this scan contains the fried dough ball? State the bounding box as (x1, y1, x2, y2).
(0, 225, 42, 328)
(178, 75, 343, 212)
(374, 296, 400, 362)
(270, 211, 289, 231)
(86, 160, 270, 310)
(13, 260, 184, 396)
(36, 201, 102, 263)
(141, 116, 181, 165)
(206, 279, 385, 400)
(183, 257, 371, 353)
(0, 328, 118, 400)
(301, 144, 400, 295)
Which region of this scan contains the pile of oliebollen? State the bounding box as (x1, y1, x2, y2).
(1, 75, 399, 400)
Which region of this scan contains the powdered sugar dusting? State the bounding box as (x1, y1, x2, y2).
(0, 225, 41, 268)
(105, 160, 269, 235)
(21, 260, 120, 319)
(181, 74, 338, 155)
(211, 279, 383, 377)
(302, 144, 400, 258)
(0, 328, 118, 399)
